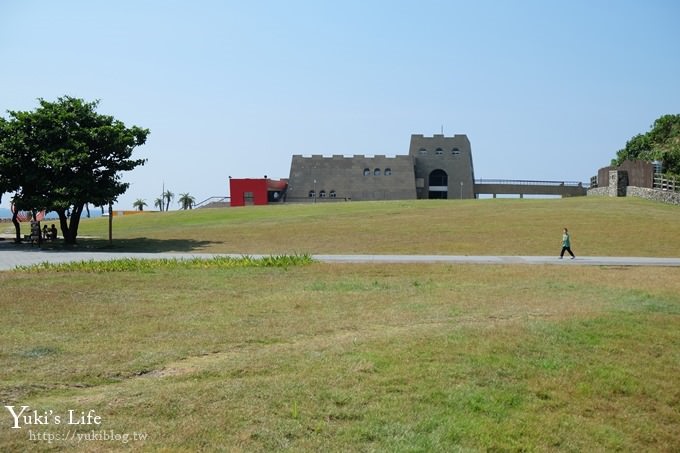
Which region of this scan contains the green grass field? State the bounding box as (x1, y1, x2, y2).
(25, 196, 680, 256)
(1, 197, 679, 451)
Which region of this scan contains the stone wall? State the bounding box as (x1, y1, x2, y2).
(587, 187, 609, 197)
(626, 186, 680, 206)
(608, 170, 628, 197)
(588, 185, 680, 206)
(588, 171, 627, 197)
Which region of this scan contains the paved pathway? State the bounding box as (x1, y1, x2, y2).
(1, 242, 679, 270)
(313, 254, 680, 266)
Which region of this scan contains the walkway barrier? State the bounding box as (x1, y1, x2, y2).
(653, 175, 679, 192)
(195, 196, 230, 208)
(474, 179, 588, 198)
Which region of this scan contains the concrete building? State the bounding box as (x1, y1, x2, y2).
(410, 134, 475, 199)
(229, 178, 287, 207)
(588, 159, 680, 205)
(592, 160, 655, 190)
(286, 134, 475, 202)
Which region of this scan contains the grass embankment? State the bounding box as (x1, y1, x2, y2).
(0, 261, 678, 451)
(34, 196, 680, 256)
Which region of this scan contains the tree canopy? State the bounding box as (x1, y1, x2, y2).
(178, 192, 196, 210)
(613, 114, 680, 177)
(133, 198, 148, 211)
(0, 96, 149, 244)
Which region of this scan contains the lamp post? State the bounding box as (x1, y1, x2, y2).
(108, 202, 113, 245)
(460, 181, 464, 200)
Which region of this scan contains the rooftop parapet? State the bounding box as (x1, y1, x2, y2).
(292, 154, 404, 159)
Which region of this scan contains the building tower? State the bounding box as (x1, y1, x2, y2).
(409, 134, 475, 199)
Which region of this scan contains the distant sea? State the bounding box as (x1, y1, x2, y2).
(0, 208, 104, 219)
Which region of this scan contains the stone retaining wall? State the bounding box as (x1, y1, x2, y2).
(588, 186, 680, 206)
(587, 187, 609, 197)
(626, 186, 680, 206)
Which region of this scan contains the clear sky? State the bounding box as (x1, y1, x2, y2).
(1, 0, 679, 210)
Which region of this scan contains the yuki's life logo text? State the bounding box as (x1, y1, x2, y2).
(4, 406, 102, 429)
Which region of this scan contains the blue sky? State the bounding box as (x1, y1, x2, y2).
(1, 0, 678, 209)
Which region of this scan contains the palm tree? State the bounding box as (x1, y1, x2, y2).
(163, 190, 174, 211)
(132, 199, 148, 211)
(178, 193, 196, 210)
(154, 197, 164, 212)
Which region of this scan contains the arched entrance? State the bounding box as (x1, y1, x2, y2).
(428, 169, 448, 199)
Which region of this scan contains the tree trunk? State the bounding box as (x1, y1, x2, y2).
(12, 210, 21, 243)
(57, 209, 70, 244)
(67, 204, 83, 244)
(57, 203, 83, 245)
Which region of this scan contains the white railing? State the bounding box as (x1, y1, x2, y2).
(653, 175, 679, 192)
(194, 196, 230, 208)
(475, 179, 589, 188)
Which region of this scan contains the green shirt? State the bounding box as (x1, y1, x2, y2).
(562, 233, 571, 248)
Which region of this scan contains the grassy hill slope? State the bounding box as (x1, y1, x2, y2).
(71, 197, 680, 256)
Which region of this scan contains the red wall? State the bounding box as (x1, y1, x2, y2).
(229, 179, 269, 207)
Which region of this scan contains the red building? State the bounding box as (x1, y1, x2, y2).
(229, 178, 288, 207)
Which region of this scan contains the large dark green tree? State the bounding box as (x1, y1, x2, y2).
(0, 114, 50, 242)
(613, 114, 680, 177)
(0, 118, 12, 202)
(0, 96, 149, 244)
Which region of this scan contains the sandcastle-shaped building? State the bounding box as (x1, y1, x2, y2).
(286, 134, 475, 201)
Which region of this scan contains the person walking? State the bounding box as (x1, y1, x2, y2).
(559, 227, 575, 259)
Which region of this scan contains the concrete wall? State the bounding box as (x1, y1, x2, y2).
(229, 178, 269, 206)
(409, 134, 475, 199)
(286, 154, 416, 202)
(596, 160, 653, 188)
(475, 183, 587, 197)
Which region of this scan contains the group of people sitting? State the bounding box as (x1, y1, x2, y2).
(42, 224, 58, 241)
(30, 221, 58, 243)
